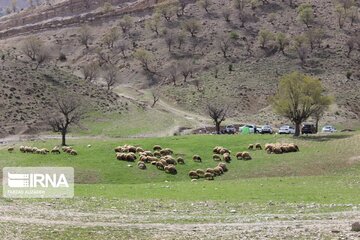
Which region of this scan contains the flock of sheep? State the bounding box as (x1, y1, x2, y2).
(264, 143, 299, 154)
(7, 145, 78, 155)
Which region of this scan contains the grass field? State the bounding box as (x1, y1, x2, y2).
(1, 133, 360, 239)
(1, 133, 360, 203)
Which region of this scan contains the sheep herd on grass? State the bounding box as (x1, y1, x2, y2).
(264, 143, 299, 154)
(8, 145, 78, 155)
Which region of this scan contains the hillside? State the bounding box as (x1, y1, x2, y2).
(0, 0, 359, 136)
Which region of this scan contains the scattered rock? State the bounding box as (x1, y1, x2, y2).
(352, 222, 360, 232)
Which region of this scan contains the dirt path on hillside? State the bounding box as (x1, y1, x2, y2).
(0, 201, 359, 239)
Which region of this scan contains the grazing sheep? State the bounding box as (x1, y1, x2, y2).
(236, 152, 243, 160)
(218, 162, 228, 172)
(151, 161, 157, 165)
(206, 168, 215, 174)
(189, 171, 199, 179)
(248, 144, 254, 150)
(20, 146, 25, 153)
(153, 145, 162, 151)
(154, 151, 161, 158)
(125, 153, 136, 162)
(138, 162, 147, 170)
(70, 150, 78, 156)
(213, 154, 221, 161)
(165, 156, 177, 165)
(192, 155, 202, 162)
(219, 148, 230, 155)
(223, 153, 231, 163)
(116, 153, 126, 160)
(160, 148, 173, 156)
(164, 165, 177, 174)
(213, 166, 223, 175)
(213, 146, 230, 155)
(273, 147, 283, 154)
(159, 159, 168, 166)
(147, 156, 159, 163)
(177, 157, 185, 164)
(204, 172, 214, 180)
(136, 147, 144, 153)
(213, 146, 221, 154)
(143, 151, 154, 156)
(255, 143, 262, 150)
(196, 169, 205, 177)
(242, 151, 252, 160)
(156, 161, 165, 170)
(127, 146, 137, 153)
(7, 147, 14, 153)
(51, 146, 61, 154)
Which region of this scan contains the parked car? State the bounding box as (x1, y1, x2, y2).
(301, 123, 316, 134)
(224, 125, 236, 134)
(261, 125, 273, 134)
(239, 124, 256, 134)
(278, 125, 295, 134)
(322, 125, 336, 133)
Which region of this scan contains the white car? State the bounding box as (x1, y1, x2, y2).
(278, 125, 295, 134)
(322, 125, 336, 133)
(239, 124, 256, 134)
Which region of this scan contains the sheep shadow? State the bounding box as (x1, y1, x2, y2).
(297, 134, 352, 142)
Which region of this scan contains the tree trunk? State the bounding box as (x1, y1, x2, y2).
(315, 118, 319, 133)
(215, 122, 221, 134)
(61, 130, 67, 146)
(294, 122, 301, 137)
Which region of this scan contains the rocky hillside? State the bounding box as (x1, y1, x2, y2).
(0, 0, 359, 136)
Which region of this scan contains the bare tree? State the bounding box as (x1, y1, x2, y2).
(177, 0, 187, 16)
(21, 36, 42, 61)
(198, 0, 211, 13)
(207, 104, 228, 134)
(176, 31, 186, 48)
(164, 32, 175, 52)
(346, 37, 356, 58)
(179, 61, 193, 82)
(222, 8, 231, 22)
(167, 64, 178, 85)
(81, 62, 99, 82)
(119, 15, 133, 34)
(11, 0, 17, 12)
(151, 91, 160, 108)
(218, 35, 231, 58)
(133, 49, 155, 74)
(78, 25, 92, 49)
(146, 14, 161, 36)
(182, 19, 200, 37)
(46, 94, 85, 146)
(102, 27, 120, 49)
(156, 3, 176, 22)
(34, 47, 50, 70)
(102, 65, 119, 92)
(116, 40, 129, 58)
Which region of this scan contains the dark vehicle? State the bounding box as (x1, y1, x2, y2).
(223, 125, 236, 134)
(261, 125, 273, 134)
(301, 123, 316, 134)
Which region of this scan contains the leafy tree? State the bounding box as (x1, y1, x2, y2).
(182, 19, 200, 37)
(207, 104, 228, 134)
(179, 60, 193, 82)
(146, 14, 161, 36)
(276, 32, 289, 54)
(102, 27, 120, 48)
(78, 25, 92, 49)
(272, 71, 331, 136)
(133, 49, 154, 73)
(198, 0, 211, 13)
(335, 5, 347, 29)
(21, 36, 43, 61)
(81, 62, 99, 82)
(258, 29, 274, 48)
(297, 4, 314, 28)
(311, 100, 332, 133)
(116, 40, 129, 58)
(119, 15, 133, 34)
(156, 3, 176, 22)
(293, 35, 309, 66)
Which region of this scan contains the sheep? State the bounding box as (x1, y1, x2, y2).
(156, 161, 165, 170)
(164, 165, 177, 174)
(20, 146, 25, 153)
(153, 145, 162, 151)
(7, 147, 14, 153)
(51, 146, 61, 154)
(138, 162, 147, 170)
(159, 159, 168, 166)
(213, 154, 221, 161)
(219, 148, 230, 155)
(236, 152, 243, 160)
(154, 151, 162, 158)
(164, 156, 177, 165)
(196, 169, 205, 177)
(70, 150, 78, 156)
(248, 144, 254, 150)
(116, 153, 126, 160)
(213, 166, 223, 175)
(189, 171, 199, 179)
(125, 153, 136, 162)
(160, 148, 173, 156)
(242, 151, 252, 160)
(223, 153, 231, 163)
(218, 162, 228, 172)
(204, 172, 214, 180)
(255, 143, 262, 150)
(151, 161, 157, 165)
(147, 156, 159, 163)
(25, 146, 33, 153)
(127, 146, 137, 153)
(143, 151, 153, 156)
(192, 155, 202, 162)
(177, 157, 185, 164)
(273, 147, 283, 154)
(213, 146, 221, 154)
(213, 146, 230, 155)
(206, 168, 215, 174)
(136, 147, 144, 153)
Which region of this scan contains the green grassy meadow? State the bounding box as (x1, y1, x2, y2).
(1, 133, 360, 204)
